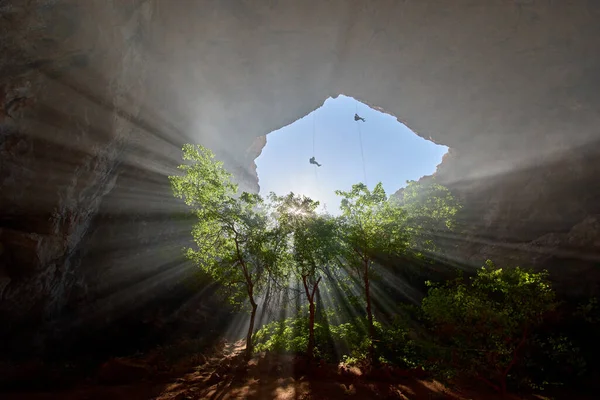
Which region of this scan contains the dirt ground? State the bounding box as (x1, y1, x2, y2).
(0, 341, 591, 400)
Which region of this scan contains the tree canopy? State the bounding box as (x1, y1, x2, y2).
(170, 143, 582, 396)
(335, 182, 411, 364)
(170, 145, 289, 358)
(272, 193, 343, 361)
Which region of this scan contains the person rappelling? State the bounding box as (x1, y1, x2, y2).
(354, 113, 365, 122)
(309, 156, 322, 167)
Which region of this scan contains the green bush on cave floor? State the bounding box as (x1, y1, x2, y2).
(253, 308, 421, 368)
(420, 260, 586, 393)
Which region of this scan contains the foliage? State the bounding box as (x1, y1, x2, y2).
(335, 182, 411, 363)
(336, 182, 410, 264)
(517, 333, 586, 390)
(393, 179, 461, 255)
(253, 314, 310, 355)
(170, 142, 591, 395)
(421, 260, 557, 394)
(170, 144, 289, 357)
(253, 310, 352, 362)
(397, 179, 460, 230)
(376, 316, 424, 369)
(318, 261, 365, 318)
(253, 309, 426, 370)
(272, 193, 341, 286)
(575, 297, 600, 324)
(269, 193, 345, 360)
(184, 185, 283, 309)
(513, 297, 594, 390)
(170, 144, 237, 210)
(253, 312, 371, 363)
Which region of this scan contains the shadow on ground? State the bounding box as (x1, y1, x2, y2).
(0, 340, 593, 400)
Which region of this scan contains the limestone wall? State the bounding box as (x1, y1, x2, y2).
(1, 0, 599, 356)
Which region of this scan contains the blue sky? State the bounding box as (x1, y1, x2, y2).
(255, 95, 448, 214)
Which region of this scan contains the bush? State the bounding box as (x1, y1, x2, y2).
(375, 317, 423, 368)
(253, 260, 584, 395)
(253, 316, 308, 355)
(517, 333, 586, 390)
(254, 311, 377, 362)
(421, 260, 557, 394)
(253, 311, 347, 361)
(253, 310, 425, 369)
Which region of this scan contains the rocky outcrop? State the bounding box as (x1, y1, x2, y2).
(1, 0, 600, 357)
(393, 141, 600, 295)
(0, 0, 158, 356)
(429, 141, 599, 294)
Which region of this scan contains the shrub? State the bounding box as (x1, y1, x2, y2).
(253, 316, 308, 355)
(517, 333, 586, 390)
(421, 260, 557, 394)
(253, 310, 426, 370)
(254, 312, 375, 363)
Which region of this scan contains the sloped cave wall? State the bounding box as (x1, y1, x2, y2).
(1, 0, 600, 358)
(393, 142, 600, 296)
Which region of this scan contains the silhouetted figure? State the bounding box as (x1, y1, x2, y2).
(354, 113, 365, 122)
(309, 157, 322, 167)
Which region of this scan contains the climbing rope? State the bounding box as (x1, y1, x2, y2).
(311, 111, 327, 213)
(312, 112, 320, 189)
(355, 102, 368, 186)
(312, 111, 316, 158)
(357, 122, 368, 187)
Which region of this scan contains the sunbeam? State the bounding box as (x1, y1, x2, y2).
(2, 2, 599, 398)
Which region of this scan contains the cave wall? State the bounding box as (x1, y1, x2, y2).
(1, 0, 600, 356)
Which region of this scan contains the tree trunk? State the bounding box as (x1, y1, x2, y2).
(308, 300, 316, 362)
(498, 326, 529, 398)
(246, 297, 258, 360)
(364, 259, 375, 365)
(235, 238, 257, 361)
(302, 275, 321, 364)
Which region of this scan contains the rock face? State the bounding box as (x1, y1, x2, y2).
(394, 142, 600, 296)
(1, 0, 599, 357)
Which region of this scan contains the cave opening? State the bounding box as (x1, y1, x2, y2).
(255, 95, 448, 212)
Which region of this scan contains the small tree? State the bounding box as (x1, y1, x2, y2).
(170, 144, 237, 209)
(421, 260, 557, 395)
(335, 182, 410, 364)
(274, 193, 342, 362)
(394, 179, 461, 257)
(170, 144, 287, 359)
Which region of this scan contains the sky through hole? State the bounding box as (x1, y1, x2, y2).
(256, 95, 448, 214)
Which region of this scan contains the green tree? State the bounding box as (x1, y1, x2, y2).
(421, 260, 557, 395)
(170, 144, 288, 359)
(170, 144, 237, 210)
(274, 193, 342, 362)
(393, 179, 461, 256)
(335, 182, 410, 364)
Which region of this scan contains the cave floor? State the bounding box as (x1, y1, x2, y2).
(0, 341, 585, 400)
